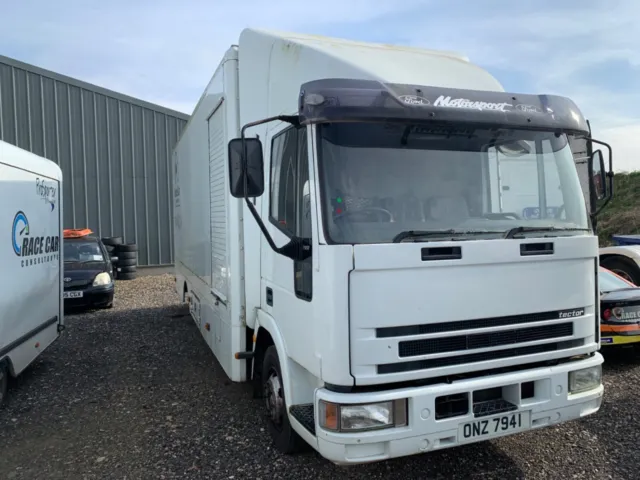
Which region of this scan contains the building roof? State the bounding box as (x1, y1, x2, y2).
(0, 53, 190, 120)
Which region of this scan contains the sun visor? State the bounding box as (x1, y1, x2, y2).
(298, 78, 589, 135)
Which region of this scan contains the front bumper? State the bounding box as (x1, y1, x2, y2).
(601, 334, 640, 345)
(63, 284, 114, 309)
(314, 353, 604, 465)
(600, 324, 640, 345)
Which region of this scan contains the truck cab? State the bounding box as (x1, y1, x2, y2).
(173, 29, 612, 465)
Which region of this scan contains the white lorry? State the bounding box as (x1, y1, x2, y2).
(173, 28, 613, 464)
(0, 140, 63, 407)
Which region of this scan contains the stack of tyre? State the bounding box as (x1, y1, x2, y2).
(101, 236, 139, 281)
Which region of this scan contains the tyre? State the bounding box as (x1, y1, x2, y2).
(0, 362, 8, 407)
(118, 251, 138, 260)
(102, 236, 123, 247)
(118, 258, 137, 267)
(600, 256, 640, 285)
(262, 346, 306, 454)
(118, 272, 137, 281)
(118, 266, 137, 274)
(105, 245, 116, 254)
(116, 243, 138, 253)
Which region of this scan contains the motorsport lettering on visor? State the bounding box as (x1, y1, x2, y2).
(433, 95, 513, 112)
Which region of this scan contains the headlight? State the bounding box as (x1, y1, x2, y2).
(93, 272, 112, 287)
(569, 365, 602, 394)
(318, 399, 408, 432)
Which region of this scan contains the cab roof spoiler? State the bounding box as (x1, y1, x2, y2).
(297, 78, 590, 135)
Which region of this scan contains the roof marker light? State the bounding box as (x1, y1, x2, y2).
(304, 93, 325, 106)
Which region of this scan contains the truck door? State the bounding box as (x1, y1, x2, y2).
(260, 124, 316, 372)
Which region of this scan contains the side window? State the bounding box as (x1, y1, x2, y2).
(270, 128, 298, 234)
(269, 126, 312, 301)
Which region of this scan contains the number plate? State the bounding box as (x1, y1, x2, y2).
(459, 411, 531, 443)
(63, 291, 83, 299)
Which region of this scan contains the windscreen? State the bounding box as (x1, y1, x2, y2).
(599, 267, 634, 293)
(64, 239, 105, 262)
(317, 122, 590, 244)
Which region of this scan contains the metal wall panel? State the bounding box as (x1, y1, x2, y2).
(0, 55, 189, 266)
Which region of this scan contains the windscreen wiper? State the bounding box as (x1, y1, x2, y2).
(503, 226, 589, 239)
(392, 229, 503, 243)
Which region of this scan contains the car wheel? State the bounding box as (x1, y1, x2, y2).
(261, 346, 306, 454)
(601, 256, 640, 285)
(0, 362, 8, 407)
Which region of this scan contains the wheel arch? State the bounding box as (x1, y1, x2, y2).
(599, 250, 640, 284)
(599, 246, 640, 266)
(252, 311, 290, 401)
(0, 355, 16, 377)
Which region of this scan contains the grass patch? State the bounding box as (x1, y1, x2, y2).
(597, 172, 640, 246)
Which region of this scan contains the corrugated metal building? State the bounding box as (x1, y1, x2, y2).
(0, 54, 189, 266)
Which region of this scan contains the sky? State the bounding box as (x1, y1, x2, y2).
(1, 0, 639, 171)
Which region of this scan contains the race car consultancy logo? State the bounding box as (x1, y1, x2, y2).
(36, 177, 57, 211)
(611, 307, 639, 322)
(433, 95, 512, 112)
(558, 308, 585, 319)
(399, 95, 430, 106)
(12, 211, 60, 268)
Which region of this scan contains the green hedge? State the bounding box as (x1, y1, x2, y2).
(596, 172, 640, 246)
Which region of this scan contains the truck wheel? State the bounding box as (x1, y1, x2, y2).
(0, 362, 8, 407)
(262, 346, 306, 454)
(601, 256, 640, 285)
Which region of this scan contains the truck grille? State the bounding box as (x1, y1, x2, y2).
(375, 308, 586, 375)
(377, 310, 563, 338)
(398, 323, 573, 357)
(379, 340, 584, 374)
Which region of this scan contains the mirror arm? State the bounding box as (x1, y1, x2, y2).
(240, 115, 300, 138)
(590, 138, 614, 217)
(276, 237, 312, 261)
(237, 113, 300, 173)
(237, 113, 305, 261)
(243, 198, 311, 261)
(244, 198, 279, 252)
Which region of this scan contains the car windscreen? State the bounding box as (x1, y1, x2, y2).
(599, 267, 635, 293)
(64, 239, 105, 262)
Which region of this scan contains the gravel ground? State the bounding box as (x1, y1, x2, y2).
(1, 274, 639, 480)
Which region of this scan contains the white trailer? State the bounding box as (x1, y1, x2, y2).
(173, 28, 612, 464)
(0, 140, 63, 406)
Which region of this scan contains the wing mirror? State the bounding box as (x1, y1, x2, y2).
(228, 138, 265, 198)
(590, 149, 606, 201)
